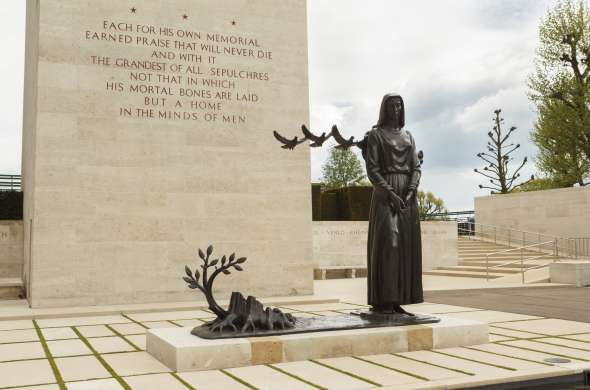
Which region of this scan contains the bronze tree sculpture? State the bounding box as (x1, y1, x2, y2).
(183, 245, 295, 334)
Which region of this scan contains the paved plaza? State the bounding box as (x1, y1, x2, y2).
(0, 278, 589, 389)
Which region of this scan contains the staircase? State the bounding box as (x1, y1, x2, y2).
(423, 237, 560, 279)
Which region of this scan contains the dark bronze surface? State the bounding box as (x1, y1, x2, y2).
(182, 245, 295, 334)
(192, 312, 440, 339)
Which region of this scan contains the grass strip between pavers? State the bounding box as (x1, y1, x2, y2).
(352, 356, 429, 381)
(220, 369, 260, 390)
(266, 363, 328, 390)
(530, 339, 590, 353)
(309, 359, 382, 387)
(71, 327, 132, 390)
(430, 350, 516, 371)
(0, 381, 58, 390)
(104, 324, 142, 352)
(120, 314, 150, 329)
(171, 372, 198, 390)
(391, 353, 474, 376)
(464, 346, 554, 366)
(32, 319, 66, 390)
(496, 341, 590, 362)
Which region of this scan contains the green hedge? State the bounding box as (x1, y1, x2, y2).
(0, 191, 23, 220)
(312, 185, 373, 221)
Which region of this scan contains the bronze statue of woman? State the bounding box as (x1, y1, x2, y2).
(364, 93, 423, 315)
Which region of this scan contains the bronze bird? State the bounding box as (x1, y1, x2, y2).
(331, 125, 357, 149)
(301, 125, 331, 147)
(273, 131, 306, 150)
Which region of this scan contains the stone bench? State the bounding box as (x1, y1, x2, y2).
(550, 260, 590, 287)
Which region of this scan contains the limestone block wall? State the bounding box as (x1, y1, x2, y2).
(475, 187, 590, 238)
(0, 221, 24, 278)
(23, 0, 312, 307)
(313, 221, 458, 271)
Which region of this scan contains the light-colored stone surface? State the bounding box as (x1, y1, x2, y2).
(102, 351, 171, 376)
(313, 221, 458, 271)
(494, 318, 590, 336)
(470, 343, 587, 365)
(475, 186, 590, 239)
(23, 0, 312, 308)
(0, 319, 34, 331)
(226, 365, 319, 390)
(550, 261, 590, 286)
(437, 310, 541, 324)
(0, 328, 38, 343)
(0, 359, 56, 388)
(109, 323, 146, 335)
(67, 378, 123, 390)
(87, 336, 136, 353)
(47, 339, 92, 357)
(42, 327, 78, 341)
(126, 334, 147, 350)
(76, 325, 115, 338)
(361, 354, 467, 380)
(36, 315, 130, 328)
(177, 370, 252, 390)
(0, 341, 45, 361)
(123, 373, 187, 390)
(501, 339, 590, 360)
(274, 360, 372, 389)
(316, 356, 421, 387)
(148, 317, 488, 371)
(0, 221, 23, 278)
(148, 327, 252, 371)
(54, 355, 111, 382)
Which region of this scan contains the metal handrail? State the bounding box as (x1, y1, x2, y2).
(485, 240, 557, 283)
(458, 221, 590, 259)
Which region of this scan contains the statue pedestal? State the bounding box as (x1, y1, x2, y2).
(147, 315, 489, 372)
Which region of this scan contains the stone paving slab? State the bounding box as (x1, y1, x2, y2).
(0, 359, 56, 388)
(274, 360, 373, 389)
(177, 370, 252, 390)
(225, 364, 320, 390)
(0, 300, 589, 389)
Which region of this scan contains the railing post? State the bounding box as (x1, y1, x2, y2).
(520, 248, 524, 284)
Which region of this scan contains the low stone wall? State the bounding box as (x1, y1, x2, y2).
(0, 221, 23, 278)
(475, 186, 590, 238)
(313, 221, 458, 271)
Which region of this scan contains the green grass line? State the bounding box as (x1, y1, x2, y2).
(522, 338, 590, 353)
(488, 324, 549, 337)
(220, 369, 259, 390)
(104, 324, 141, 351)
(430, 350, 516, 371)
(0, 381, 58, 389)
(171, 372, 198, 390)
(266, 364, 328, 389)
(32, 319, 66, 390)
(120, 314, 149, 329)
(496, 341, 589, 362)
(309, 359, 383, 387)
(464, 346, 554, 366)
(167, 320, 182, 327)
(352, 356, 429, 381)
(391, 353, 474, 376)
(71, 327, 132, 390)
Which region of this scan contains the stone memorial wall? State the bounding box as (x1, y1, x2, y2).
(22, 0, 312, 307)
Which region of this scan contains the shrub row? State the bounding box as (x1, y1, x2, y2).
(312, 185, 373, 221)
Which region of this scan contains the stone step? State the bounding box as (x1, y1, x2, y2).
(422, 270, 505, 279)
(437, 266, 525, 274)
(459, 254, 552, 261)
(314, 266, 367, 280)
(0, 278, 25, 300)
(458, 261, 540, 268)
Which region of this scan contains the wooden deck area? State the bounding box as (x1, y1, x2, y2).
(425, 285, 590, 323)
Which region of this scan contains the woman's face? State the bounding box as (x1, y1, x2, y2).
(386, 97, 402, 125)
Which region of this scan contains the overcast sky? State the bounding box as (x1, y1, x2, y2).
(0, 1, 558, 210)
